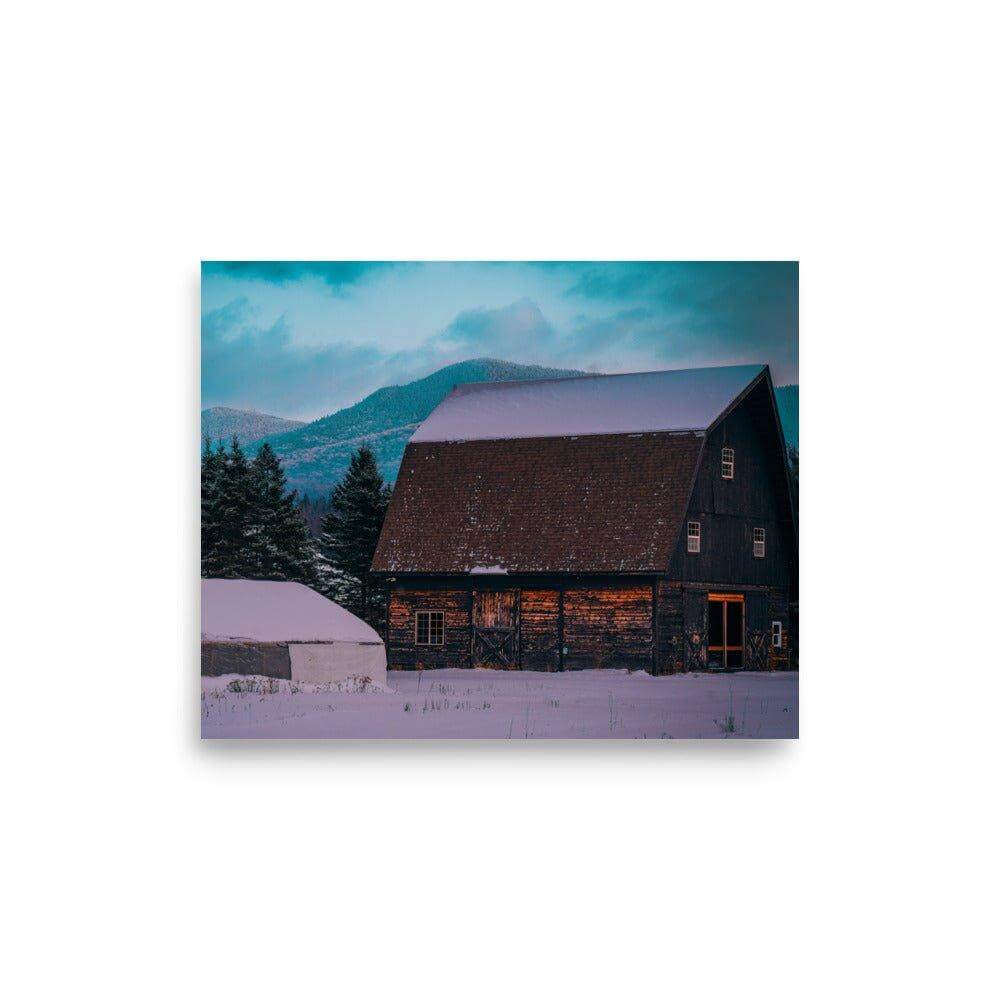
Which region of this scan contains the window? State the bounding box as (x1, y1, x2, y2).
(772, 621, 783, 648)
(687, 520, 701, 553)
(415, 611, 444, 645)
(753, 527, 766, 558)
(722, 446, 735, 479)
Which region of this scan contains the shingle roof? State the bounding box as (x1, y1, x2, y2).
(373, 365, 766, 575)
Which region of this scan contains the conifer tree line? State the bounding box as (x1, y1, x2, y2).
(201, 438, 392, 630)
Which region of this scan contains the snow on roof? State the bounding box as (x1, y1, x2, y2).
(201, 579, 382, 644)
(410, 364, 766, 443)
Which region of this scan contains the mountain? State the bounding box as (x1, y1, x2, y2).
(201, 406, 305, 445)
(773, 385, 798, 451)
(249, 359, 585, 497)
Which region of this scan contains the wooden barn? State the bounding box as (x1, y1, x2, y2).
(371, 364, 797, 674)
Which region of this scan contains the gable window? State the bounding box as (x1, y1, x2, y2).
(772, 621, 783, 648)
(687, 521, 701, 553)
(721, 446, 735, 479)
(415, 611, 444, 646)
(753, 527, 766, 558)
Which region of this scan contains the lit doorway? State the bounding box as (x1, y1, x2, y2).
(707, 593, 743, 670)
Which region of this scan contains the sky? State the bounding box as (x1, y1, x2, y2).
(201, 261, 798, 421)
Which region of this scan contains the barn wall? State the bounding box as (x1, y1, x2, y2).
(672, 379, 796, 591)
(387, 577, 657, 671)
(653, 580, 684, 675)
(387, 582, 471, 669)
(520, 588, 561, 671)
(201, 641, 292, 679)
(768, 589, 792, 671)
(562, 582, 653, 670)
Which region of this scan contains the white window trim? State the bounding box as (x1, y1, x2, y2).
(687, 520, 701, 554)
(772, 621, 783, 648)
(415, 610, 445, 646)
(722, 446, 735, 480)
(753, 527, 766, 558)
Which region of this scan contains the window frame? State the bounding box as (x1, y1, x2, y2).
(772, 620, 783, 648)
(721, 446, 735, 480)
(687, 520, 701, 554)
(414, 610, 445, 646)
(753, 526, 766, 558)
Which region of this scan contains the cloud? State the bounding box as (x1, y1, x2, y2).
(565, 262, 798, 378)
(201, 261, 394, 293)
(439, 298, 558, 358)
(201, 297, 384, 416)
(201, 262, 799, 420)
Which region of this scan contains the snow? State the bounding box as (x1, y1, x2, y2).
(201, 579, 381, 644)
(410, 364, 765, 443)
(201, 667, 798, 739)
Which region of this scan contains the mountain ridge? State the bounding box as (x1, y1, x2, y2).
(201, 406, 305, 445)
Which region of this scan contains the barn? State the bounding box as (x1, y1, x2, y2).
(200, 579, 388, 686)
(371, 364, 797, 674)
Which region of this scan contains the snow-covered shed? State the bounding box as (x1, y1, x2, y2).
(201, 579, 387, 686)
(372, 364, 797, 674)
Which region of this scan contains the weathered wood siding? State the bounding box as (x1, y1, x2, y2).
(387, 583, 471, 669)
(672, 379, 796, 592)
(744, 590, 770, 671)
(682, 589, 708, 671)
(653, 580, 684, 675)
(563, 583, 653, 670)
(768, 589, 792, 671)
(520, 588, 561, 671)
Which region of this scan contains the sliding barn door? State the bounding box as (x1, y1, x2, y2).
(472, 589, 520, 669)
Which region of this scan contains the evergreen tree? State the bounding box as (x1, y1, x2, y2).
(316, 446, 392, 627)
(248, 442, 317, 584)
(787, 444, 799, 515)
(201, 436, 228, 577)
(211, 437, 253, 577)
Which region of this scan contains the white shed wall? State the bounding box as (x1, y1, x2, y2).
(288, 641, 387, 687)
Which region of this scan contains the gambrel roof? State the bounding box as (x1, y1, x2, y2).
(372, 365, 772, 575)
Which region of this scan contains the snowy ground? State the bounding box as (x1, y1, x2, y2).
(202, 668, 798, 739)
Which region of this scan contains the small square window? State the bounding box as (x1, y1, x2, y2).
(415, 611, 444, 645)
(753, 527, 766, 558)
(687, 521, 701, 553)
(772, 621, 783, 648)
(722, 446, 735, 479)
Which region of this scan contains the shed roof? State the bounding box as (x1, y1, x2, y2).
(410, 364, 765, 443)
(201, 579, 382, 644)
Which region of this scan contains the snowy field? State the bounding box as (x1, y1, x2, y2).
(202, 668, 798, 739)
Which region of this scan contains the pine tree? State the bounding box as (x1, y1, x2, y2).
(201, 436, 228, 576)
(211, 437, 254, 577)
(786, 444, 799, 515)
(248, 442, 317, 584)
(316, 446, 392, 628)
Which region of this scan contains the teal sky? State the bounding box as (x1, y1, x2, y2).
(202, 262, 798, 421)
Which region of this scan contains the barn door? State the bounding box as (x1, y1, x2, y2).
(744, 591, 769, 671)
(472, 590, 520, 669)
(708, 593, 744, 671)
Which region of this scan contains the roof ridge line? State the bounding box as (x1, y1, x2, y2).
(450, 362, 765, 394)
